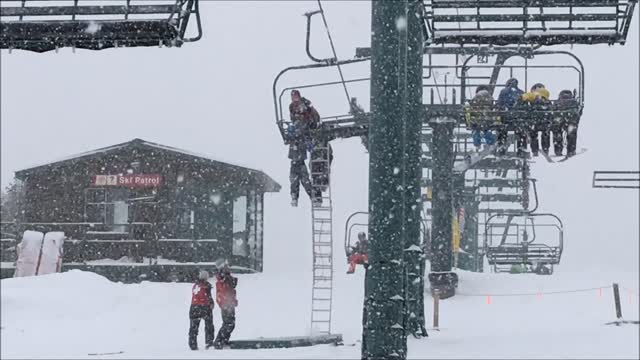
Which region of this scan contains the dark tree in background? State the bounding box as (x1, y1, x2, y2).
(1, 180, 22, 223)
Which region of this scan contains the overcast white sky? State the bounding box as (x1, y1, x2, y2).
(1, 1, 638, 273)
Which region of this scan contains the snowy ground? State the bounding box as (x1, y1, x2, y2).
(1, 269, 638, 359)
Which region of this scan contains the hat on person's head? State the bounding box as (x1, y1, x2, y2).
(291, 89, 301, 98)
(558, 90, 574, 99)
(506, 78, 518, 88)
(475, 85, 490, 93)
(198, 270, 209, 280)
(358, 232, 367, 241)
(218, 261, 231, 275)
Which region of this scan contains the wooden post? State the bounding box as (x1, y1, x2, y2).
(433, 292, 440, 329)
(613, 283, 623, 320)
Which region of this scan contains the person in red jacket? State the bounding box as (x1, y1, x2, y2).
(347, 232, 369, 274)
(189, 270, 215, 350)
(213, 264, 238, 349)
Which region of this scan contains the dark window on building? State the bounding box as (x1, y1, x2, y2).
(84, 188, 129, 230)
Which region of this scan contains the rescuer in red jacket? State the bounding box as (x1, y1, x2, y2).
(189, 270, 215, 350)
(213, 264, 238, 349)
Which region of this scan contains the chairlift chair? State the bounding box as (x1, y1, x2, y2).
(272, 60, 371, 145)
(343, 211, 429, 258)
(455, 50, 586, 132)
(423, 0, 638, 46)
(484, 212, 564, 274)
(0, 0, 202, 52)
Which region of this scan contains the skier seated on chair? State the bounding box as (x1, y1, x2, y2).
(495, 78, 524, 155)
(347, 232, 369, 274)
(554, 90, 581, 157)
(520, 83, 552, 157)
(213, 264, 238, 349)
(189, 270, 215, 350)
(465, 85, 497, 151)
(288, 89, 320, 207)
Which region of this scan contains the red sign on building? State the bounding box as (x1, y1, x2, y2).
(92, 174, 163, 188)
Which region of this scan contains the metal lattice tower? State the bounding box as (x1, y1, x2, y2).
(309, 145, 334, 335)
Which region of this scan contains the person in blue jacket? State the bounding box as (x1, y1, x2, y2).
(495, 78, 524, 155)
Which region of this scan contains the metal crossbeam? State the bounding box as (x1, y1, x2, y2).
(0, 0, 202, 52)
(422, 179, 522, 188)
(428, 1, 622, 8)
(423, 0, 636, 46)
(592, 171, 640, 189)
(1, 5, 177, 17)
(422, 158, 521, 169)
(432, 14, 618, 23)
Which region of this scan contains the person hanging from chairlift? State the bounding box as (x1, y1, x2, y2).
(465, 85, 497, 151)
(213, 263, 238, 349)
(189, 270, 215, 350)
(520, 83, 552, 157)
(553, 90, 581, 158)
(288, 89, 321, 207)
(347, 231, 369, 274)
(495, 78, 524, 155)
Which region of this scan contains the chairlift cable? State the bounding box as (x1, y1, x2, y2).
(317, 0, 352, 107)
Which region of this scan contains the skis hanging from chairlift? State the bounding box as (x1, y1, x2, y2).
(540, 148, 588, 163)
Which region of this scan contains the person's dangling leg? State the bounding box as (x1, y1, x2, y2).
(347, 254, 357, 274)
(566, 122, 579, 156)
(529, 128, 539, 156)
(289, 160, 301, 206)
(552, 124, 564, 156)
(484, 129, 496, 147)
(540, 127, 550, 154)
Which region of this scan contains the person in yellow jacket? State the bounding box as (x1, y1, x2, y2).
(519, 84, 552, 156)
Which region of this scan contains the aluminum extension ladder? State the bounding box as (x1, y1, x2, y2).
(309, 145, 334, 335)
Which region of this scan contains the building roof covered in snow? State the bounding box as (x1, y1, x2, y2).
(14, 138, 281, 193)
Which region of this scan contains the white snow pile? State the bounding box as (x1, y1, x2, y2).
(1, 268, 638, 359)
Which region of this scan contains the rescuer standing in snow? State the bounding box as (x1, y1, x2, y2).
(188, 270, 215, 350)
(213, 264, 238, 349)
